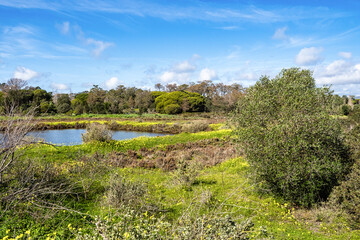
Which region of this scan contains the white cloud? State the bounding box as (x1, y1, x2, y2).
(217, 26, 238, 30)
(338, 51, 352, 59)
(295, 47, 323, 66)
(160, 71, 191, 83)
(222, 68, 263, 87)
(173, 61, 196, 73)
(51, 82, 69, 90)
(315, 60, 360, 85)
(199, 68, 218, 80)
(86, 38, 113, 57)
(159, 59, 197, 83)
(191, 54, 202, 60)
(71, 25, 114, 57)
(3, 25, 35, 35)
(272, 27, 288, 40)
(13, 66, 39, 80)
(240, 72, 257, 81)
(105, 77, 120, 89)
(160, 71, 176, 82)
(58, 21, 70, 35)
(324, 60, 349, 76)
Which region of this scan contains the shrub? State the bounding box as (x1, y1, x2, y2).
(81, 123, 112, 143)
(172, 158, 203, 190)
(104, 173, 148, 208)
(232, 68, 352, 207)
(329, 125, 360, 224)
(329, 160, 360, 224)
(349, 105, 360, 123)
(0, 159, 75, 218)
(164, 103, 181, 114)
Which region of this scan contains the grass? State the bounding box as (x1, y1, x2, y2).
(1, 127, 359, 239)
(41, 120, 173, 126)
(37, 113, 177, 120)
(2, 156, 358, 239)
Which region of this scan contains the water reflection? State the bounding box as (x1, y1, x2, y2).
(27, 129, 169, 146)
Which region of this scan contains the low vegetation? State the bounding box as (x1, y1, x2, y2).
(1, 68, 360, 239)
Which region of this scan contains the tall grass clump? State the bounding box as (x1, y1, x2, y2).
(82, 123, 112, 143)
(232, 68, 352, 207)
(181, 121, 209, 133)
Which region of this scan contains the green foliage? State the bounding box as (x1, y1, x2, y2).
(39, 100, 56, 114)
(56, 94, 71, 114)
(75, 210, 253, 240)
(74, 208, 172, 240)
(329, 125, 360, 224)
(329, 160, 360, 224)
(341, 104, 351, 116)
(232, 68, 352, 207)
(71, 93, 89, 115)
(5, 89, 33, 113)
(155, 91, 205, 114)
(87, 85, 107, 114)
(0, 79, 245, 115)
(174, 215, 254, 240)
(150, 91, 165, 99)
(349, 105, 360, 123)
(164, 103, 181, 114)
(81, 123, 113, 143)
(172, 158, 203, 190)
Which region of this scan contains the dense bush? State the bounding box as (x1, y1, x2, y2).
(56, 94, 71, 114)
(349, 105, 360, 123)
(232, 68, 352, 207)
(329, 125, 360, 224)
(164, 103, 182, 114)
(329, 160, 360, 224)
(81, 123, 113, 143)
(155, 91, 205, 114)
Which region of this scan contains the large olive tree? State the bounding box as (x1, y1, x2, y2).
(232, 68, 352, 207)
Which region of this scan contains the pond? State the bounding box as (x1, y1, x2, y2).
(27, 129, 170, 146)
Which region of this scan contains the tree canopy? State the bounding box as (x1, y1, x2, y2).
(155, 91, 205, 114)
(232, 68, 353, 207)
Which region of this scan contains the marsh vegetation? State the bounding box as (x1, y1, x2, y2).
(0, 68, 360, 239)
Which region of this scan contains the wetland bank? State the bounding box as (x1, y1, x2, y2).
(1, 69, 360, 239)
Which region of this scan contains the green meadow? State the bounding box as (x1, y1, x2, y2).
(0, 126, 359, 239)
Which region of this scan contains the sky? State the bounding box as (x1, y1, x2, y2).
(0, 0, 359, 96)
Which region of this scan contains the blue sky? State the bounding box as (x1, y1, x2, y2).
(0, 0, 359, 96)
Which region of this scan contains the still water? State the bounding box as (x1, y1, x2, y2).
(28, 129, 169, 146)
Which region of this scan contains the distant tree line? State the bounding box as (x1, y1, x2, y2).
(0, 78, 245, 115)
